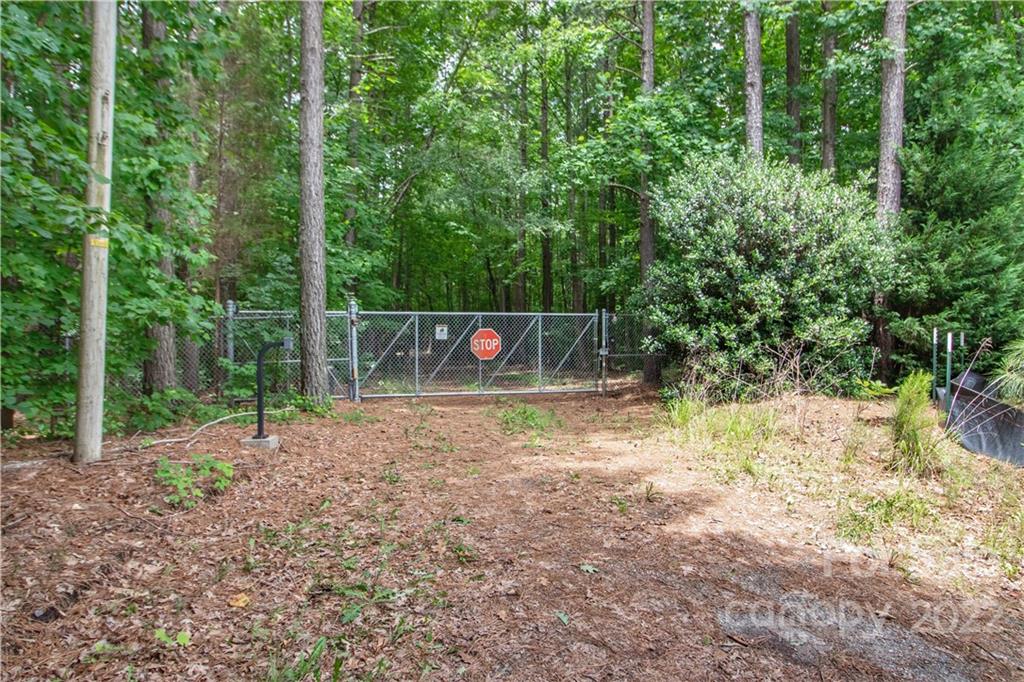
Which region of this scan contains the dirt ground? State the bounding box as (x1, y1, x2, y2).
(2, 389, 1022, 681)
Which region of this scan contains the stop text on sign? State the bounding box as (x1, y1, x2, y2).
(470, 328, 502, 361)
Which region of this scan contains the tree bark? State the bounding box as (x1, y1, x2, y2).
(142, 8, 177, 395)
(344, 0, 368, 247)
(877, 0, 907, 222)
(821, 0, 837, 173)
(565, 50, 584, 313)
(786, 8, 801, 164)
(744, 8, 764, 158)
(874, 0, 908, 382)
(513, 17, 528, 313)
(299, 0, 329, 402)
(639, 0, 660, 384)
(540, 57, 553, 313)
(607, 186, 617, 314)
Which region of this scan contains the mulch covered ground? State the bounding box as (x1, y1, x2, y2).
(2, 390, 1022, 680)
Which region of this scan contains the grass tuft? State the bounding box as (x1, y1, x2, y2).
(889, 371, 942, 476)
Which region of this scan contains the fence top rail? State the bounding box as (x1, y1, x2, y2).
(357, 310, 597, 317)
(231, 309, 610, 318)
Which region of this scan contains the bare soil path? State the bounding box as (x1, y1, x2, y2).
(2, 391, 1022, 680)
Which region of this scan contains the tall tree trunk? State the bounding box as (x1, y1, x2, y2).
(744, 8, 764, 158)
(607, 186, 617, 313)
(565, 50, 584, 313)
(874, 0, 908, 382)
(179, 5, 202, 394)
(540, 47, 553, 313)
(142, 8, 177, 395)
(639, 0, 660, 384)
(877, 0, 907, 222)
(597, 186, 607, 311)
(821, 0, 838, 173)
(513, 20, 528, 313)
(344, 0, 367, 247)
(299, 0, 329, 402)
(786, 8, 801, 164)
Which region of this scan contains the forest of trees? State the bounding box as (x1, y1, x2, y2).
(3, 1, 1023, 434)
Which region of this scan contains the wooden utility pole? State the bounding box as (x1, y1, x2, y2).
(299, 0, 329, 402)
(744, 6, 764, 158)
(74, 0, 118, 464)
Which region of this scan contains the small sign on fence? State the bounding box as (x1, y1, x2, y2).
(435, 324, 448, 341)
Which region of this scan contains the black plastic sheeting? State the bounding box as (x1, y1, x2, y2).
(937, 370, 1024, 467)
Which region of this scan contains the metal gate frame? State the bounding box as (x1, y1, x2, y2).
(346, 303, 604, 401)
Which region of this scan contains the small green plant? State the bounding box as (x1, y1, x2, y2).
(497, 401, 560, 435)
(451, 542, 477, 564)
(840, 422, 868, 469)
(381, 465, 401, 485)
(154, 455, 233, 509)
(340, 408, 378, 425)
(890, 371, 942, 476)
(983, 508, 1024, 579)
(154, 628, 191, 647)
(610, 495, 629, 515)
(664, 397, 706, 430)
(836, 489, 935, 543)
(849, 378, 896, 399)
(643, 481, 663, 503)
(266, 636, 334, 682)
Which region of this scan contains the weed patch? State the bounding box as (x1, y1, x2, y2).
(154, 455, 233, 509)
(836, 488, 936, 543)
(497, 401, 561, 436)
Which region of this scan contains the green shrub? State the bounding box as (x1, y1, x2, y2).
(154, 454, 234, 509)
(497, 401, 560, 435)
(994, 338, 1024, 408)
(890, 371, 942, 476)
(646, 154, 895, 397)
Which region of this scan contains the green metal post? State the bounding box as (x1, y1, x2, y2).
(945, 332, 953, 413)
(931, 327, 938, 401)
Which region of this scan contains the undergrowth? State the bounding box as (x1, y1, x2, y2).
(836, 488, 936, 543)
(154, 454, 234, 509)
(496, 400, 561, 436)
(889, 371, 942, 476)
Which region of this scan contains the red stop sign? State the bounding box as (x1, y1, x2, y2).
(470, 328, 502, 361)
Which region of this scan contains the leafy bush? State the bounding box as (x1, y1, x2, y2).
(497, 401, 560, 435)
(890, 372, 941, 476)
(154, 455, 234, 509)
(993, 339, 1024, 408)
(646, 155, 896, 398)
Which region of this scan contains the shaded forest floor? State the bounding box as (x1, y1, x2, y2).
(2, 390, 1023, 680)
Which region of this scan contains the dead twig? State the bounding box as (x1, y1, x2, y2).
(108, 503, 163, 530)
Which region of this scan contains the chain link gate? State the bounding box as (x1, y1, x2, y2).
(210, 302, 653, 401)
(350, 306, 600, 399)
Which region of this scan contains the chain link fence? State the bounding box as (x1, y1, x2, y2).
(120, 303, 654, 401)
(355, 312, 599, 397)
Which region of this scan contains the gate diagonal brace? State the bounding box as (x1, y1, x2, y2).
(551, 316, 596, 380)
(482, 317, 537, 389)
(361, 316, 413, 385)
(426, 317, 477, 385)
